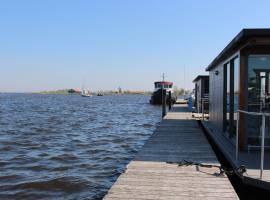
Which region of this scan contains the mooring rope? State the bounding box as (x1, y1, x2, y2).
(167, 160, 247, 176)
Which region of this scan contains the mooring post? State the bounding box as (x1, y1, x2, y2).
(168, 91, 172, 111)
(162, 89, 167, 118)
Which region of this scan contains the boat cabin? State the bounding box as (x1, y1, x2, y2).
(154, 81, 173, 92)
(206, 29, 270, 151)
(193, 75, 209, 113)
(150, 81, 176, 105)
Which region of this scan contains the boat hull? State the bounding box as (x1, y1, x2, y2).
(150, 89, 177, 105)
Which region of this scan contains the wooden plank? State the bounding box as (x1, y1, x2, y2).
(103, 104, 239, 199)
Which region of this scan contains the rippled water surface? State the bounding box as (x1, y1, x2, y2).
(0, 94, 161, 200)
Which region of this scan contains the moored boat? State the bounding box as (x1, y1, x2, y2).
(81, 89, 92, 97)
(150, 81, 177, 105)
(97, 91, 104, 96)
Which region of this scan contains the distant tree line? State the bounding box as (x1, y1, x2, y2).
(173, 86, 191, 96)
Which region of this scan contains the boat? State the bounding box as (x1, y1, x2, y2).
(81, 89, 92, 97)
(97, 91, 104, 96)
(150, 74, 177, 105)
(68, 89, 81, 94)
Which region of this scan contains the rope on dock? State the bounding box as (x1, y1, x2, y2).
(167, 160, 247, 176)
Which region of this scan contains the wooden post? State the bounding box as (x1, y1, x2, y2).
(168, 91, 172, 111)
(162, 89, 167, 118)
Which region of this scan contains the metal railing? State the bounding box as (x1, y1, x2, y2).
(201, 98, 209, 121)
(236, 110, 270, 179)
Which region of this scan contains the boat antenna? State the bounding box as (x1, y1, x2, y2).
(183, 65, 186, 96)
(162, 73, 166, 82)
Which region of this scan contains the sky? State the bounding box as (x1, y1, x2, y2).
(0, 0, 270, 92)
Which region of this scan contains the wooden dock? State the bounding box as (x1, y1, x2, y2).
(103, 104, 238, 199)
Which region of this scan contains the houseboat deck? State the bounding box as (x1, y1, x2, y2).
(103, 104, 238, 199)
(202, 121, 270, 189)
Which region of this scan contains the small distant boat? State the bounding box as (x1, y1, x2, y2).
(97, 91, 104, 96)
(81, 89, 92, 97)
(68, 89, 81, 94)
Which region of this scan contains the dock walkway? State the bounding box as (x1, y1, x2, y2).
(103, 104, 238, 199)
(202, 120, 270, 190)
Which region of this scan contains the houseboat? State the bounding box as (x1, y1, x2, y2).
(193, 75, 209, 113)
(150, 81, 177, 105)
(201, 29, 270, 191)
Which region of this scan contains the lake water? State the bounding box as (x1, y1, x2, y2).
(0, 94, 161, 200)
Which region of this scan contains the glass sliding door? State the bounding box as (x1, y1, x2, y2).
(223, 57, 239, 138)
(227, 63, 230, 125)
(247, 55, 270, 146)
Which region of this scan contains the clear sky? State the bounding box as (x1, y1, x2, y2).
(1, 0, 270, 92)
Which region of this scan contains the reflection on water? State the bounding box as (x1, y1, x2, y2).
(0, 94, 160, 199)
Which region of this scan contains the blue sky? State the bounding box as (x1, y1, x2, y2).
(1, 0, 270, 92)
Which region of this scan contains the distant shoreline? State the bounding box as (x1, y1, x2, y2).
(0, 90, 152, 95)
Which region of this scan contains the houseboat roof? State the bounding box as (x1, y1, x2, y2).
(192, 75, 209, 83)
(206, 28, 270, 71)
(154, 81, 173, 85)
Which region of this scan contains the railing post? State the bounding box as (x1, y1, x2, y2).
(198, 99, 200, 114)
(236, 111, 239, 162)
(260, 113, 266, 179)
(162, 89, 167, 118)
(202, 99, 204, 120)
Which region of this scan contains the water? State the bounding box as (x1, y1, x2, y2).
(0, 94, 161, 200)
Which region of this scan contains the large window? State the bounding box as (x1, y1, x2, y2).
(226, 63, 230, 132)
(204, 78, 209, 94)
(223, 56, 239, 138)
(247, 55, 270, 146)
(248, 55, 270, 111)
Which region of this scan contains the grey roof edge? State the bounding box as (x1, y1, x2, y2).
(205, 28, 270, 71)
(193, 75, 209, 83)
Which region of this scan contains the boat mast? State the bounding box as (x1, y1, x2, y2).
(162, 73, 165, 82)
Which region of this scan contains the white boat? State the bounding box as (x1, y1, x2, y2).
(81, 89, 92, 97)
